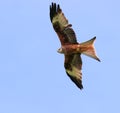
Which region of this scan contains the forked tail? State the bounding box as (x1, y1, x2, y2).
(80, 37, 100, 62)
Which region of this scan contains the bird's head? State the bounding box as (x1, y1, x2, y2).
(57, 48, 63, 54)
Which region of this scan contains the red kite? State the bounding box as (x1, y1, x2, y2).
(50, 3, 100, 89)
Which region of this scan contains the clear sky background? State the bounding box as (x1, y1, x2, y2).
(0, 0, 120, 113)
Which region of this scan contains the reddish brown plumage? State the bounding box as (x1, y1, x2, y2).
(50, 3, 100, 90)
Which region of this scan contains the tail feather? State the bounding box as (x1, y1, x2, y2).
(80, 37, 100, 62)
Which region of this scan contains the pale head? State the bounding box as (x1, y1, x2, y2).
(57, 48, 63, 54)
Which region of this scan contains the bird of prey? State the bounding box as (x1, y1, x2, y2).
(50, 3, 100, 89)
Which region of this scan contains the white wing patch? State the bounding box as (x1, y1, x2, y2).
(52, 12, 69, 30)
(66, 65, 82, 80)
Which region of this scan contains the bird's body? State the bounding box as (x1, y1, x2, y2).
(58, 37, 100, 61)
(50, 3, 100, 89)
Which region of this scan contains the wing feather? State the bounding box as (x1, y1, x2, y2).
(50, 3, 77, 45)
(64, 54, 83, 89)
(50, 3, 83, 89)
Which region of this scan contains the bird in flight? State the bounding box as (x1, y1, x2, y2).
(50, 3, 100, 90)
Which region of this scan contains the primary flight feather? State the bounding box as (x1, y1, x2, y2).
(50, 3, 100, 90)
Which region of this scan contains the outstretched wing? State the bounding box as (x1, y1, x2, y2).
(50, 3, 77, 45)
(50, 3, 83, 89)
(64, 54, 83, 89)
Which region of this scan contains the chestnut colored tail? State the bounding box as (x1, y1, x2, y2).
(80, 37, 100, 62)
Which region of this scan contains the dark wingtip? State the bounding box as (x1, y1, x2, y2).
(78, 81, 83, 90)
(66, 72, 83, 90)
(49, 2, 61, 22)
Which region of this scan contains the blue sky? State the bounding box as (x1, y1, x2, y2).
(0, 0, 120, 113)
